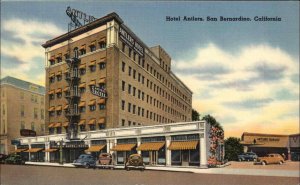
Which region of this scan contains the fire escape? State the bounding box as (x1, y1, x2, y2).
(65, 51, 81, 140)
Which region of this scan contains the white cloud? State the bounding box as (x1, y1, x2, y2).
(1, 18, 64, 85)
(174, 43, 299, 138)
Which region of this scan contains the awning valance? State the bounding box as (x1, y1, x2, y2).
(63, 86, 70, 92)
(15, 149, 27, 153)
(78, 119, 86, 126)
(98, 78, 106, 84)
(97, 99, 105, 104)
(79, 83, 86, 88)
(88, 119, 96, 125)
(53, 122, 62, 128)
(78, 101, 86, 107)
(98, 118, 106, 124)
(168, 141, 198, 150)
(85, 145, 106, 152)
(79, 63, 86, 69)
(48, 106, 55, 112)
(63, 104, 69, 110)
(137, 142, 165, 151)
(80, 45, 86, 50)
(56, 88, 62, 94)
(48, 123, 55, 128)
(55, 105, 62, 111)
(111, 144, 136, 151)
(48, 90, 55, 95)
(89, 80, 96, 86)
(43, 149, 58, 152)
(88, 99, 96, 106)
(88, 61, 96, 67)
(24, 148, 43, 153)
(62, 122, 69, 127)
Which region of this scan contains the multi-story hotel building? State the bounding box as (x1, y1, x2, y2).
(42, 12, 192, 139)
(0, 76, 45, 155)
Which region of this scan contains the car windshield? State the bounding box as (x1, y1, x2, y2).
(78, 155, 87, 159)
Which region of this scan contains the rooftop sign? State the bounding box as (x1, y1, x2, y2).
(119, 26, 144, 57)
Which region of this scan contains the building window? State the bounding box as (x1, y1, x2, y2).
(132, 105, 136, 114)
(121, 100, 125, 110)
(90, 45, 96, 52)
(142, 76, 145, 84)
(80, 106, 86, 113)
(122, 81, 125, 91)
(57, 75, 62, 81)
(142, 60, 145, 68)
(41, 97, 44, 105)
(89, 124, 96, 131)
(80, 88, 86, 94)
(21, 105, 25, 117)
(80, 48, 86, 56)
(138, 90, 141, 99)
(99, 123, 106, 130)
(128, 66, 132, 76)
(99, 41, 106, 49)
(20, 121, 25, 130)
(99, 83, 105, 89)
(99, 104, 106, 110)
(41, 109, 44, 120)
(129, 48, 132, 57)
(89, 105, 96, 111)
(122, 62, 125, 72)
(138, 107, 141, 116)
(50, 77, 55, 83)
(128, 121, 131, 126)
(34, 108, 38, 119)
(57, 127, 62, 134)
(141, 108, 144, 117)
(138, 73, 141, 82)
(49, 128, 54, 135)
(56, 110, 62, 116)
(133, 70, 136, 79)
(57, 92, 62, 99)
(122, 42, 125, 52)
(122, 119, 125, 126)
(133, 87, 136, 96)
(80, 68, 86, 75)
(80, 125, 86, 132)
(31, 122, 35, 131)
(49, 94, 55, 100)
(142, 92, 145, 100)
(99, 62, 106, 70)
(128, 84, 131, 94)
(128, 103, 131, 113)
(90, 65, 96, 72)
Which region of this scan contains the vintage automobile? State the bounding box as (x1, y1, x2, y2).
(72, 154, 97, 168)
(238, 152, 258, 162)
(125, 154, 145, 171)
(98, 153, 112, 165)
(255, 153, 285, 165)
(0, 153, 8, 164)
(4, 154, 25, 165)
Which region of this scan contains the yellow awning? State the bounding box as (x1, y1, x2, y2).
(111, 144, 136, 151)
(53, 122, 62, 128)
(49, 73, 55, 78)
(63, 86, 70, 92)
(89, 80, 96, 86)
(168, 141, 198, 150)
(78, 119, 86, 126)
(15, 149, 27, 153)
(98, 118, 106, 124)
(85, 145, 106, 152)
(98, 78, 106, 84)
(89, 40, 96, 46)
(24, 148, 43, 153)
(79, 63, 86, 69)
(88, 99, 96, 106)
(79, 83, 86, 88)
(55, 105, 62, 111)
(64, 69, 69, 73)
(88, 61, 96, 67)
(56, 71, 62, 76)
(48, 90, 55, 95)
(55, 88, 62, 94)
(97, 99, 105, 104)
(80, 44, 86, 50)
(97, 57, 106, 63)
(88, 119, 96, 125)
(78, 101, 86, 107)
(48, 106, 55, 112)
(137, 142, 165, 151)
(48, 123, 55, 128)
(62, 122, 69, 127)
(63, 104, 69, 110)
(43, 149, 58, 152)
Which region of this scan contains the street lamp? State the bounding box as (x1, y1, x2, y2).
(57, 139, 65, 165)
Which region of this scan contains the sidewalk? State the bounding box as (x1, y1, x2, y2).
(25, 162, 299, 178)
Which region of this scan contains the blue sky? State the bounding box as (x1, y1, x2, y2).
(1, 1, 299, 137)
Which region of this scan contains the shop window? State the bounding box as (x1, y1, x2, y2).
(190, 149, 200, 165)
(90, 124, 96, 131)
(89, 105, 96, 111)
(99, 104, 106, 110)
(158, 148, 166, 165)
(171, 151, 181, 164)
(99, 62, 106, 70)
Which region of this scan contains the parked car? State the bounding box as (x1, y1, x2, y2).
(238, 152, 258, 161)
(4, 154, 25, 165)
(255, 153, 284, 165)
(73, 154, 96, 168)
(0, 153, 8, 164)
(125, 154, 145, 171)
(98, 153, 112, 165)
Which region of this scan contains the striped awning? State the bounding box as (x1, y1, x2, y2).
(56, 88, 62, 94)
(85, 145, 106, 152)
(63, 86, 70, 92)
(49, 73, 55, 78)
(79, 63, 86, 69)
(80, 44, 86, 50)
(24, 148, 43, 153)
(137, 142, 165, 151)
(88, 99, 96, 106)
(15, 149, 27, 153)
(79, 82, 86, 88)
(97, 99, 105, 104)
(98, 118, 105, 124)
(89, 40, 96, 46)
(111, 144, 136, 151)
(53, 122, 62, 128)
(88, 61, 96, 67)
(168, 141, 198, 150)
(89, 80, 96, 86)
(48, 90, 55, 95)
(55, 105, 62, 111)
(43, 149, 58, 152)
(78, 119, 86, 126)
(63, 104, 69, 110)
(97, 57, 106, 63)
(48, 123, 55, 128)
(64, 69, 69, 73)
(78, 101, 86, 107)
(88, 118, 96, 125)
(98, 78, 106, 84)
(56, 71, 62, 76)
(48, 106, 55, 112)
(62, 122, 69, 127)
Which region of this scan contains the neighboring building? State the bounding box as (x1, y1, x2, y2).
(0, 76, 45, 155)
(42, 12, 192, 140)
(240, 132, 300, 161)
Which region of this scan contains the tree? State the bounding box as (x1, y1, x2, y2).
(224, 137, 244, 161)
(192, 109, 200, 121)
(202, 114, 223, 131)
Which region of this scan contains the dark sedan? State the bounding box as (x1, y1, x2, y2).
(72, 154, 96, 168)
(4, 154, 25, 165)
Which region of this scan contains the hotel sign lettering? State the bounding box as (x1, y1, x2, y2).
(119, 27, 144, 57)
(90, 86, 107, 98)
(257, 137, 280, 142)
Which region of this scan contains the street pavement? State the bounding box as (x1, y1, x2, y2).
(1, 164, 299, 185)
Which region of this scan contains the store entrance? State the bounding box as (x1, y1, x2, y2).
(182, 150, 189, 166)
(149, 151, 157, 165)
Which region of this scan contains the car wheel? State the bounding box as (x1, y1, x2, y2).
(262, 161, 267, 165)
(279, 161, 283, 165)
(126, 167, 130, 171)
(84, 163, 90, 169)
(238, 158, 242, 162)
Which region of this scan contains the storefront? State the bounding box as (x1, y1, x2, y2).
(289, 134, 300, 161)
(111, 138, 137, 165)
(138, 137, 165, 165)
(85, 140, 106, 158)
(24, 144, 45, 162)
(51, 141, 88, 163)
(15, 145, 29, 161)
